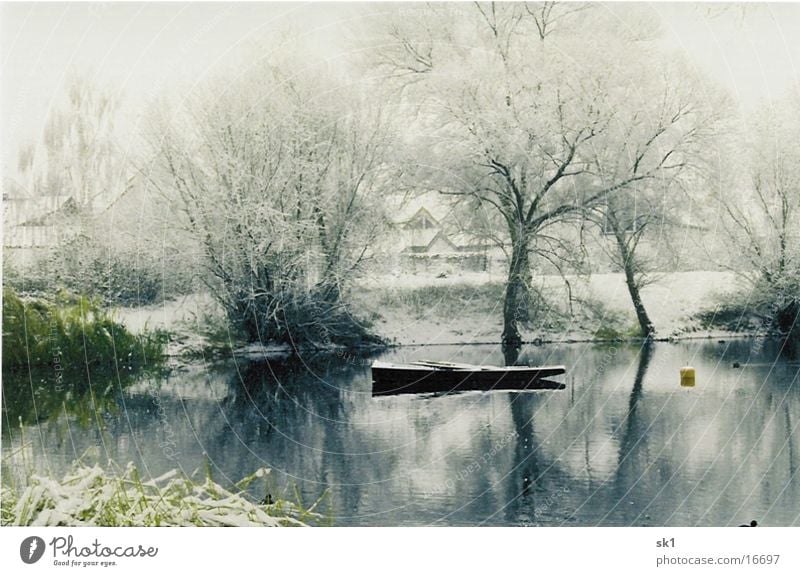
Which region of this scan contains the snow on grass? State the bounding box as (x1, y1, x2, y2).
(114, 293, 219, 335)
(2, 462, 321, 527)
(113, 271, 740, 347)
(359, 270, 739, 345)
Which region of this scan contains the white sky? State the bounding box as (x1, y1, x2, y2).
(2, 1, 799, 172)
(656, 3, 800, 109)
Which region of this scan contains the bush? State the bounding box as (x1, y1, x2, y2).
(696, 298, 756, 332)
(698, 280, 799, 340)
(228, 287, 384, 350)
(575, 297, 640, 340)
(6, 235, 195, 307)
(42, 235, 164, 305)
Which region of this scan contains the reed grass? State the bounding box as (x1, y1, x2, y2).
(2, 287, 168, 370)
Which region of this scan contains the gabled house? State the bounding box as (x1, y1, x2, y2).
(386, 194, 491, 273)
(3, 193, 78, 253)
(403, 206, 439, 231)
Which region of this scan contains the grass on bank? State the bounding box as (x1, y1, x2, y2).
(1, 458, 324, 527)
(363, 281, 643, 341)
(2, 287, 168, 370)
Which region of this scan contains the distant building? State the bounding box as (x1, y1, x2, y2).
(2, 191, 82, 265)
(385, 194, 495, 274)
(2, 176, 121, 266)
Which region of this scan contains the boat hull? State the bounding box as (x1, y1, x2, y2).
(371, 364, 566, 396)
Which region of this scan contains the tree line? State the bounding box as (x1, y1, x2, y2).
(5, 2, 798, 351)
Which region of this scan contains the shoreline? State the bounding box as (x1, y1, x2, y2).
(108, 270, 782, 362)
(186, 331, 771, 365)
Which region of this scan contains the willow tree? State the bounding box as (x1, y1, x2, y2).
(149, 61, 392, 347)
(5, 76, 159, 302)
(13, 76, 132, 210)
(593, 53, 721, 338)
(370, 2, 715, 348)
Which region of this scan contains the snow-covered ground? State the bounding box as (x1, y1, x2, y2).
(114, 271, 740, 348)
(579, 271, 737, 335)
(113, 293, 218, 334)
(362, 270, 739, 345)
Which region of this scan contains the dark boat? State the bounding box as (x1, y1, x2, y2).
(371, 359, 566, 396)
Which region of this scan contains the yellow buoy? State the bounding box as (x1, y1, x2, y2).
(680, 366, 696, 387)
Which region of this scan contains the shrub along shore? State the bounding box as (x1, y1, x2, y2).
(2, 287, 168, 371)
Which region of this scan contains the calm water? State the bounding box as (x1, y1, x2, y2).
(3, 339, 799, 526)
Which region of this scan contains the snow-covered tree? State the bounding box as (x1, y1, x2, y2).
(369, 2, 716, 348)
(151, 61, 393, 346)
(717, 90, 800, 336)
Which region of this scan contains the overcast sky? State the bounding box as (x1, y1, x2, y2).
(2, 2, 799, 172)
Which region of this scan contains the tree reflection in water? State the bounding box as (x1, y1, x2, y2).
(3, 341, 799, 526)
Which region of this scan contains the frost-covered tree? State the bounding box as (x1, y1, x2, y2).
(4, 77, 171, 304)
(717, 91, 800, 336)
(14, 76, 132, 209)
(591, 53, 721, 338)
(369, 2, 715, 348)
(151, 61, 393, 347)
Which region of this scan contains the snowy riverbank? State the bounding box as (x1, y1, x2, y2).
(114, 271, 740, 352)
(361, 270, 739, 345)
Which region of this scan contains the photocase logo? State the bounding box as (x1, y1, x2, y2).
(20, 536, 46, 564)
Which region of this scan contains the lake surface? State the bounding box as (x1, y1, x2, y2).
(3, 339, 799, 526)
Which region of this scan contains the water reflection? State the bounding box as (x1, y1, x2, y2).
(3, 340, 799, 526)
(1, 366, 137, 428)
(503, 342, 521, 366)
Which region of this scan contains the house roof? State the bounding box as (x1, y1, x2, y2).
(403, 206, 440, 228)
(3, 195, 73, 227)
(382, 191, 490, 254)
(388, 191, 457, 224)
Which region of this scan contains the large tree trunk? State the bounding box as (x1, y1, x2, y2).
(502, 235, 532, 350)
(614, 232, 655, 338)
(624, 266, 654, 339)
(775, 298, 798, 337)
